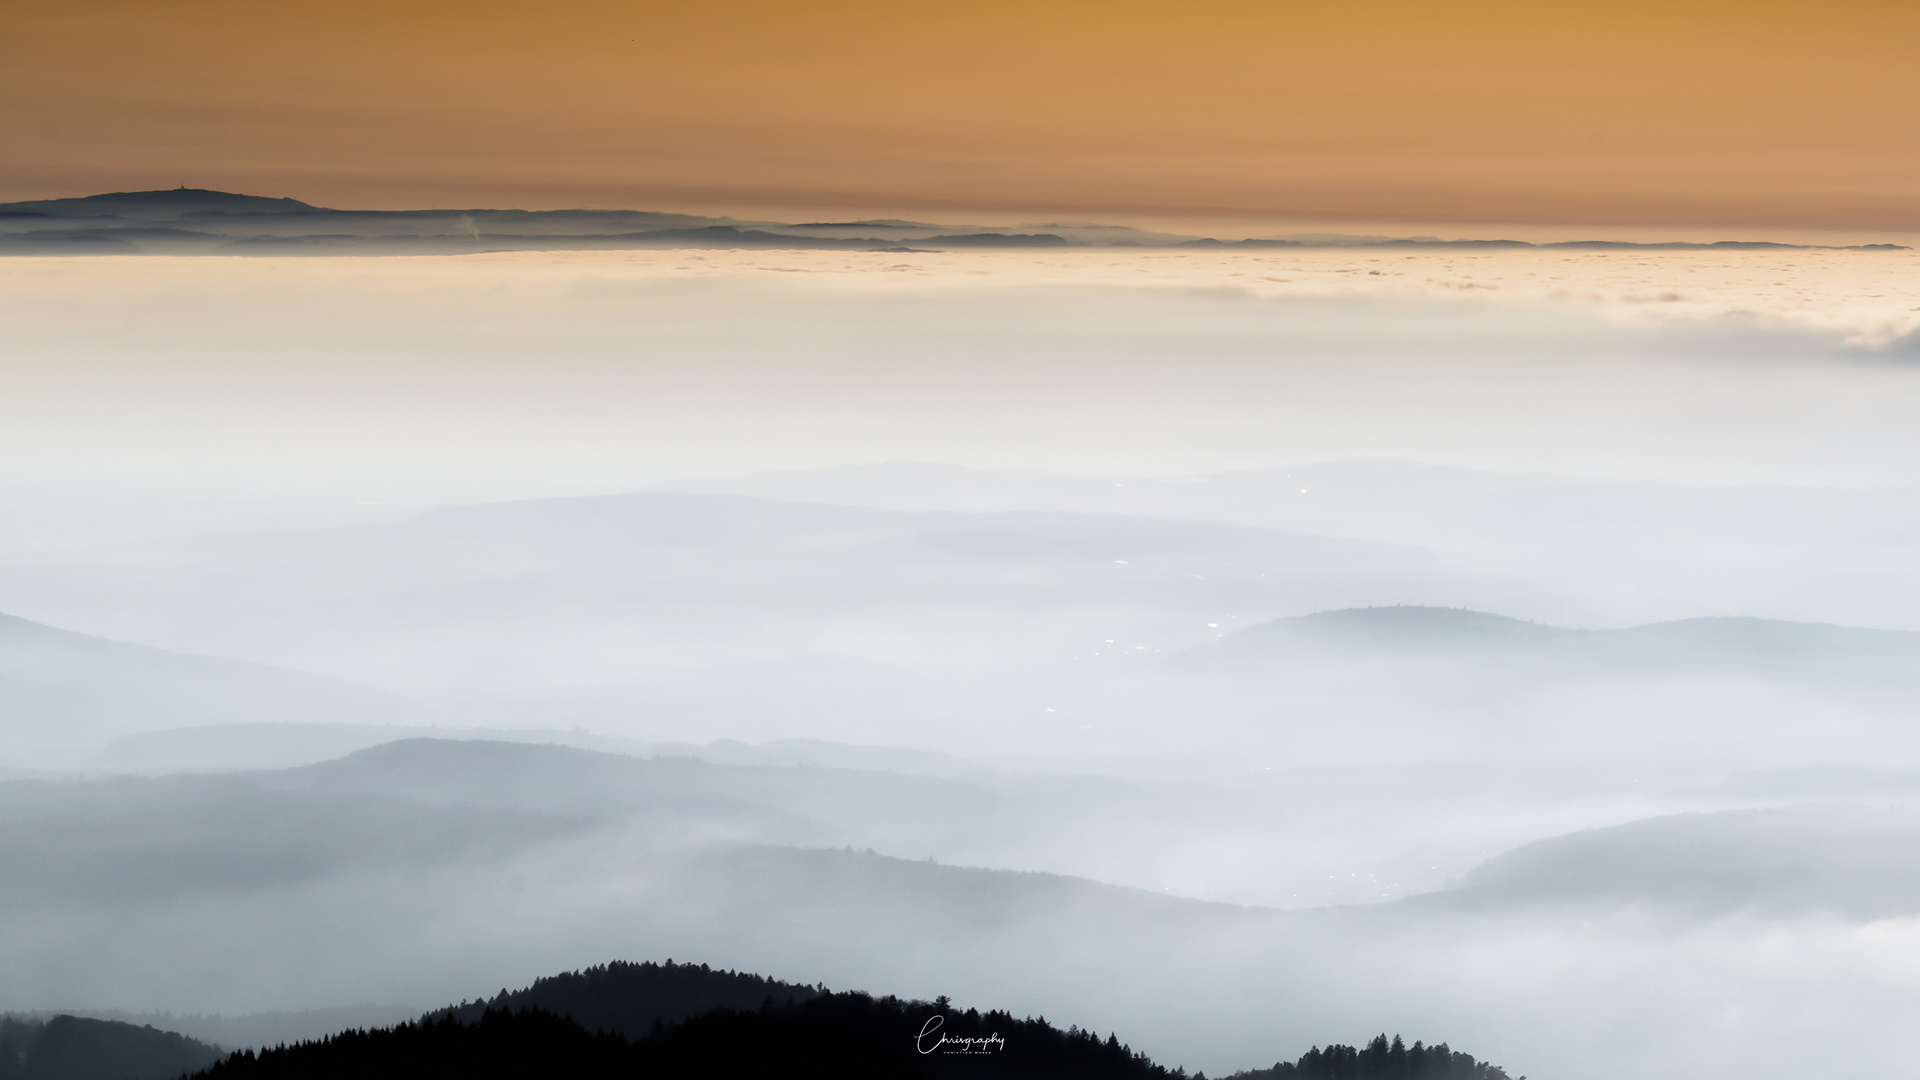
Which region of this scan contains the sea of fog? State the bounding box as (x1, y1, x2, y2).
(2, 251, 1920, 1080)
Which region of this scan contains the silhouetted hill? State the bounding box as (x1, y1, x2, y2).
(628, 992, 1171, 1080)
(188, 1010, 622, 1080)
(0, 1014, 222, 1080)
(0, 190, 316, 219)
(430, 960, 819, 1038)
(4, 189, 1892, 253)
(192, 996, 1170, 1080)
(191, 992, 1143, 1080)
(188, 961, 1514, 1080)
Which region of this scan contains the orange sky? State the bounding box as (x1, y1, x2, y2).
(4, 0, 1917, 234)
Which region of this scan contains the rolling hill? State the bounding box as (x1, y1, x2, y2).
(0, 612, 429, 767)
(0, 1014, 222, 1080)
(1215, 605, 1920, 666)
(1437, 805, 1920, 918)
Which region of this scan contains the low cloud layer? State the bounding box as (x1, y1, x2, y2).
(4, 251, 1920, 1080)
(5, 740, 1920, 1080)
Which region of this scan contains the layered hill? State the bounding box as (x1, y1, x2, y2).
(0, 612, 428, 766)
(0, 738, 1895, 1078)
(0, 1014, 222, 1080)
(1213, 605, 1920, 674)
(1437, 805, 1920, 918)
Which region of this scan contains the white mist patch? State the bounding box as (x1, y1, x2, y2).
(0, 252, 1918, 514)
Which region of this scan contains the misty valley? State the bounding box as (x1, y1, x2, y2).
(5, 0, 1917, 1048)
(5, 255, 1920, 1080)
(6, 460, 1920, 1080)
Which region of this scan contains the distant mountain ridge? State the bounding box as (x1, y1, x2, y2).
(0, 189, 318, 218)
(0, 189, 1902, 254)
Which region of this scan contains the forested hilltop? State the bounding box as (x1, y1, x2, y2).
(427, 959, 820, 1038)
(186, 960, 1517, 1080)
(1227, 1035, 1518, 1080)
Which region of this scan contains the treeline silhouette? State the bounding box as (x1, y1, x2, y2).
(638, 990, 1173, 1080)
(186, 961, 1515, 1080)
(429, 959, 819, 1038)
(191, 993, 1171, 1080)
(1228, 1034, 1518, 1080)
(188, 1010, 624, 1080)
(0, 1015, 221, 1080)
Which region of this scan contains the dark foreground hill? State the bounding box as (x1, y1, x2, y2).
(0, 1014, 222, 1080)
(198, 997, 1162, 1080)
(186, 960, 1512, 1080)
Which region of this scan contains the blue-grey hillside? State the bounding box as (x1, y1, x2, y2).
(1431, 805, 1920, 918)
(0, 1014, 222, 1080)
(0, 737, 1271, 918)
(1205, 605, 1920, 675)
(1172, 603, 1920, 726)
(0, 612, 428, 767)
(40, 1008, 422, 1057)
(232, 738, 1273, 894)
(0, 739, 1268, 1063)
(0, 737, 1903, 1079)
